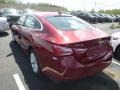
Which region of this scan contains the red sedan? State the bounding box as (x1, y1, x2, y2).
(11, 12, 113, 80)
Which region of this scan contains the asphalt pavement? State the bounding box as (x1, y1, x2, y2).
(0, 23, 120, 90)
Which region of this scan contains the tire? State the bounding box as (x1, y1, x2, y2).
(114, 45, 120, 59)
(29, 49, 40, 74)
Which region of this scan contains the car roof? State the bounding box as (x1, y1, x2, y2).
(33, 12, 59, 17)
(33, 12, 72, 17)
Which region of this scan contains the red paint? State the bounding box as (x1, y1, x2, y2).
(11, 12, 112, 80)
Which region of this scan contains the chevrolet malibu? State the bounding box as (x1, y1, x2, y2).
(11, 12, 113, 80)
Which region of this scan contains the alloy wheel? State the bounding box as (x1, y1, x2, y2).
(30, 52, 39, 74)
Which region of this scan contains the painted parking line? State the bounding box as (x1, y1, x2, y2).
(112, 61, 120, 66)
(13, 74, 26, 90)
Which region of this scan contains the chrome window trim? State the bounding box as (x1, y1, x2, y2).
(25, 14, 43, 31)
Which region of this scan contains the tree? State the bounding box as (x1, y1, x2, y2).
(90, 9, 95, 13)
(98, 9, 120, 14)
(0, 0, 16, 3)
(0, 0, 6, 3)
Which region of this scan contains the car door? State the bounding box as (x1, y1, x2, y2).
(20, 15, 41, 50)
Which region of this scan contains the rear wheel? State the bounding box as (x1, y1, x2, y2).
(29, 49, 40, 74)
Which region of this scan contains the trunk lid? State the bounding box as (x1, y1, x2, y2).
(70, 37, 111, 63)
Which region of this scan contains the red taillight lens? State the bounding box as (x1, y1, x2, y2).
(52, 45, 73, 56)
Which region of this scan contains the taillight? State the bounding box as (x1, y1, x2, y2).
(52, 45, 73, 56)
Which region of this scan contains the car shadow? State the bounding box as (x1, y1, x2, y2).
(0, 32, 9, 37)
(9, 41, 120, 90)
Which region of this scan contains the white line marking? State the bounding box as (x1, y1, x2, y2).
(13, 74, 26, 90)
(112, 61, 120, 66)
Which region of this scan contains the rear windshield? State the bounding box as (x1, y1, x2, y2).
(45, 16, 94, 30)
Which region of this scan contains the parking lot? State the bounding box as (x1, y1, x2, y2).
(0, 23, 120, 90)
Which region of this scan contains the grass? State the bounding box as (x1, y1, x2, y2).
(110, 23, 116, 29)
(116, 25, 120, 28)
(110, 23, 120, 29)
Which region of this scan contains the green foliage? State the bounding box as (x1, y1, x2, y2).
(110, 23, 116, 29)
(0, 0, 6, 3)
(98, 9, 120, 14)
(0, 0, 16, 3)
(90, 9, 95, 13)
(109, 23, 120, 29)
(0, 1, 67, 12)
(116, 25, 120, 28)
(37, 3, 67, 11)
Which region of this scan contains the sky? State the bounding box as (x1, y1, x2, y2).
(18, 0, 120, 11)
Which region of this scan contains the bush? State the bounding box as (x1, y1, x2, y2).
(116, 25, 120, 28)
(110, 23, 116, 29)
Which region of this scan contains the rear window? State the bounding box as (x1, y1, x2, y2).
(46, 16, 94, 30)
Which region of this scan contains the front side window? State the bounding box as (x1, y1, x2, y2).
(46, 16, 94, 30)
(24, 16, 41, 29)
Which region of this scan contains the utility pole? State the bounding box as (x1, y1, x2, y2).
(94, 2, 96, 11)
(83, 2, 86, 12)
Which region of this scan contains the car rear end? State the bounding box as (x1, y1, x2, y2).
(38, 14, 113, 80)
(46, 37, 112, 80)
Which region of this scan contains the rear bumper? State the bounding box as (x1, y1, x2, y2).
(62, 60, 111, 80)
(41, 51, 112, 80)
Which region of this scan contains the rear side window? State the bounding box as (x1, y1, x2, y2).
(45, 16, 94, 30)
(24, 16, 41, 29)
